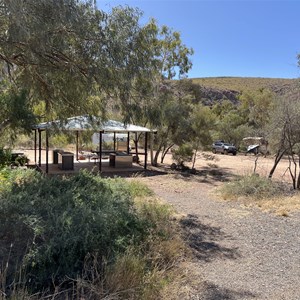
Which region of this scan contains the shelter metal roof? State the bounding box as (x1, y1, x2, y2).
(33, 115, 156, 133)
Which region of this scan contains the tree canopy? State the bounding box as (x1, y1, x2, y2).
(0, 0, 193, 135)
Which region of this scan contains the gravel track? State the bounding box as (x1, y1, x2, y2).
(138, 172, 300, 300)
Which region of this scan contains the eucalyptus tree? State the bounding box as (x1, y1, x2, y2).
(0, 3, 150, 119)
(0, 0, 194, 147)
(118, 22, 194, 125)
(239, 89, 274, 132)
(211, 100, 249, 147)
(108, 21, 194, 165)
(148, 80, 195, 166)
(0, 1, 104, 120)
(0, 82, 35, 136)
(267, 89, 300, 189)
(190, 104, 216, 168)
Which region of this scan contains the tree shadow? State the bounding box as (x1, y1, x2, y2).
(174, 166, 236, 185)
(198, 282, 257, 299)
(101, 163, 238, 183)
(101, 168, 170, 178)
(180, 214, 240, 262)
(149, 164, 237, 185)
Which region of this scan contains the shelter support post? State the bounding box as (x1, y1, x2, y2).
(150, 132, 154, 165)
(127, 132, 130, 154)
(46, 130, 49, 174)
(144, 132, 148, 169)
(38, 129, 42, 167)
(134, 132, 139, 162)
(34, 129, 37, 164)
(76, 131, 79, 161)
(99, 131, 103, 172)
(113, 132, 116, 151)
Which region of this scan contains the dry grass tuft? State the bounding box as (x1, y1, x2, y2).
(249, 193, 300, 215)
(218, 174, 300, 215)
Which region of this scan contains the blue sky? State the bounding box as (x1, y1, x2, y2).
(97, 0, 300, 79)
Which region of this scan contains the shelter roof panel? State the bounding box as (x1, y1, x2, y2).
(33, 115, 156, 133)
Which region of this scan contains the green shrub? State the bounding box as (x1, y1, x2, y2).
(0, 148, 12, 168)
(14, 154, 29, 166)
(0, 170, 147, 291)
(0, 170, 186, 299)
(171, 144, 193, 167)
(127, 180, 154, 198)
(0, 149, 29, 169)
(50, 133, 70, 148)
(220, 174, 286, 200)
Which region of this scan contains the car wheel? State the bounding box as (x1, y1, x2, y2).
(212, 149, 216, 154)
(233, 152, 237, 156)
(224, 149, 228, 155)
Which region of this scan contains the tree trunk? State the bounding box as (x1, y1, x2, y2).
(192, 148, 198, 169)
(287, 155, 297, 189)
(253, 156, 259, 174)
(297, 155, 300, 189)
(268, 150, 285, 179)
(161, 144, 174, 163)
(153, 143, 163, 166)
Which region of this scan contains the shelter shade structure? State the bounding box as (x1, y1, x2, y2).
(32, 115, 157, 173)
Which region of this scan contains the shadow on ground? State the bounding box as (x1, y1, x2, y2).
(101, 167, 169, 178)
(180, 214, 240, 262)
(197, 282, 257, 300)
(151, 164, 237, 186)
(101, 163, 236, 183)
(179, 215, 257, 299)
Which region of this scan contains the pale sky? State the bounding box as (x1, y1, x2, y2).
(97, 0, 300, 79)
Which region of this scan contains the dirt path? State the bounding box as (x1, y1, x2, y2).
(137, 158, 300, 299)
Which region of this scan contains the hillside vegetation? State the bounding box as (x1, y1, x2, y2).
(191, 76, 297, 94)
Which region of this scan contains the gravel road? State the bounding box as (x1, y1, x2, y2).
(138, 172, 300, 300)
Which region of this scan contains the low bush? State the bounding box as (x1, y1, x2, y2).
(127, 179, 154, 199)
(0, 169, 185, 299)
(220, 174, 288, 200)
(0, 149, 29, 169)
(0, 148, 12, 168)
(0, 170, 145, 290)
(171, 144, 193, 167)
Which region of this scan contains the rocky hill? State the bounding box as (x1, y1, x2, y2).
(189, 77, 298, 105)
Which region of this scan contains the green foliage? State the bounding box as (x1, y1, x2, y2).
(211, 99, 250, 146)
(0, 148, 12, 168)
(0, 148, 29, 169)
(14, 155, 29, 166)
(136, 199, 174, 235)
(50, 132, 73, 148)
(191, 104, 216, 147)
(172, 144, 193, 166)
(220, 174, 286, 200)
(0, 170, 146, 289)
(0, 87, 36, 137)
(0, 169, 185, 299)
(0, 1, 193, 133)
(127, 180, 154, 198)
(149, 81, 195, 165)
(156, 25, 194, 80)
(239, 89, 274, 129)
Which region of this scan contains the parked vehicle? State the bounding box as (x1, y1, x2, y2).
(246, 144, 260, 155)
(242, 137, 269, 156)
(212, 141, 237, 155)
